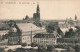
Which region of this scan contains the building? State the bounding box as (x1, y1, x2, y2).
(8, 21, 21, 45)
(60, 26, 76, 35)
(0, 30, 9, 40)
(17, 23, 46, 46)
(58, 15, 79, 29)
(57, 38, 80, 45)
(8, 21, 46, 45)
(33, 3, 40, 22)
(33, 31, 58, 46)
(8, 35, 21, 45)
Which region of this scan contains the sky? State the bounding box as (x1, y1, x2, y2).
(0, 0, 80, 20)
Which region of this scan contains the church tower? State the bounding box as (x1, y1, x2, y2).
(33, 3, 40, 22)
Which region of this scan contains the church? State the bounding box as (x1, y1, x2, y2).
(23, 3, 40, 23)
(33, 3, 40, 22)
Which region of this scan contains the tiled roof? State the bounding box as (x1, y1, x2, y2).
(33, 33, 57, 38)
(16, 23, 44, 32)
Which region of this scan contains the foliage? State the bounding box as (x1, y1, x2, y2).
(45, 23, 55, 34)
(75, 45, 80, 52)
(1, 34, 8, 40)
(47, 45, 55, 52)
(0, 48, 5, 52)
(25, 15, 29, 20)
(65, 28, 74, 38)
(33, 22, 42, 27)
(65, 26, 80, 38)
(15, 48, 26, 52)
(8, 49, 13, 52)
(37, 46, 46, 52)
(1, 20, 22, 40)
(75, 26, 80, 30)
(31, 42, 37, 47)
(21, 43, 27, 47)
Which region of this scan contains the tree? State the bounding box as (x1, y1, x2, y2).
(31, 42, 37, 47)
(46, 24, 55, 34)
(21, 43, 27, 47)
(69, 28, 74, 33)
(75, 45, 80, 52)
(8, 49, 13, 52)
(33, 22, 42, 27)
(15, 48, 26, 52)
(0, 48, 5, 52)
(37, 46, 46, 52)
(65, 28, 74, 38)
(75, 26, 80, 30)
(47, 45, 55, 52)
(45, 22, 58, 34)
(2, 35, 7, 40)
(25, 15, 29, 20)
(23, 18, 25, 20)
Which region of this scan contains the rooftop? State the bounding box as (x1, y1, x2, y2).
(17, 23, 44, 32)
(33, 32, 58, 38)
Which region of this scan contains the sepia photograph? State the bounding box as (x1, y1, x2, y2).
(0, 0, 80, 52)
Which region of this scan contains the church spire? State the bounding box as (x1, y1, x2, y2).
(36, 3, 40, 13)
(33, 2, 40, 22)
(75, 14, 77, 20)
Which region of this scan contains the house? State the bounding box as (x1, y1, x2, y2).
(33, 31, 58, 46)
(8, 32, 21, 45)
(16, 23, 46, 45)
(57, 38, 80, 45)
(8, 22, 46, 45)
(8, 21, 21, 45)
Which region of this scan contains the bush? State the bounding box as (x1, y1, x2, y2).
(31, 43, 37, 47)
(0, 48, 5, 52)
(8, 49, 13, 52)
(15, 48, 26, 52)
(21, 43, 27, 47)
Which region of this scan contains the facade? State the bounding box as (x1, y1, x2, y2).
(33, 32, 58, 46)
(8, 36, 21, 45)
(21, 31, 31, 46)
(57, 38, 80, 45)
(8, 22, 46, 45)
(33, 3, 40, 22)
(17, 23, 46, 45)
